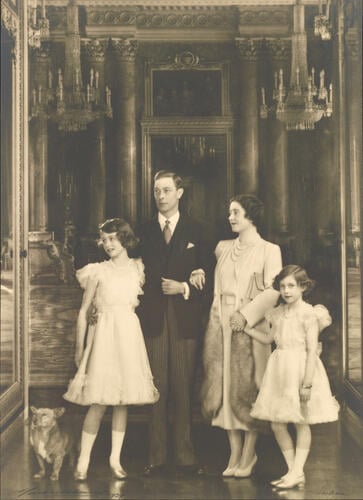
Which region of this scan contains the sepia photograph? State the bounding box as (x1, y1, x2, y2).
(1, 0, 362, 499)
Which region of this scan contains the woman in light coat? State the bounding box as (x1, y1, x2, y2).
(201, 194, 282, 477)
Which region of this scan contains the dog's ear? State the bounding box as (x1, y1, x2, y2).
(30, 406, 38, 414)
(54, 407, 65, 418)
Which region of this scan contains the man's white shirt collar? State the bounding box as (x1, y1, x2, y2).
(158, 211, 180, 235)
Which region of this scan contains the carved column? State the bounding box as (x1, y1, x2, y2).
(111, 38, 138, 224)
(29, 44, 49, 233)
(83, 39, 107, 232)
(267, 39, 290, 236)
(235, 38, 260, 194)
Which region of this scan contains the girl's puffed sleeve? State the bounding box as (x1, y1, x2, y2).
(313, 304, 332, 332)
(75, 263, 101, 289)
(134, 258, 145, 295)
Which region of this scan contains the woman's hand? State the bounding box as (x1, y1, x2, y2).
(299, 386, 312, 402)
(229, 311, 247, 332)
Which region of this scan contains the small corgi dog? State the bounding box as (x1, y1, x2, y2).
(30, 406, 75, 480)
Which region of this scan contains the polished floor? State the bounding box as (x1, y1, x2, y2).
(1, 415, 363, 500)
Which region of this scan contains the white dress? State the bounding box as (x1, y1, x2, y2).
(250, 302, 339, 424)
(211, 234, 282, 430)
(63, 259, 159, 406)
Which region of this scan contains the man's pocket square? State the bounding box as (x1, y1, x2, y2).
(187, 242, 195, 249)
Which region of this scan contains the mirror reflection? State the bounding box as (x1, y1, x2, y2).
(347, 234, 362, 387)
(0, 26, 15, 395)
(346, 144, 362, 389)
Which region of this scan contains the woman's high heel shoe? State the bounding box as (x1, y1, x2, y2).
(270, 472, 290, 486)
(234, 454, 257, 478)
(110, 465, 128, 480)
(222, 465, 238, 477)
(274, 473, 305, 489)
(74, 469, 87, 481)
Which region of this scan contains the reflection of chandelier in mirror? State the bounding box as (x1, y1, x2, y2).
(30, 0, 112, 133)
(260, 0, 332, 131)
(174, 136, 216, 166)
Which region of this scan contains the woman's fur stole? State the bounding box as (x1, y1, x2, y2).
(201, 305, 267, 431)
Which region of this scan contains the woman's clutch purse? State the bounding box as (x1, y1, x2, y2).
(246, 272, 265, 301)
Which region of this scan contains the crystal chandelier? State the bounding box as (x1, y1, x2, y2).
(260, 0, 332, 131)
(30, 0, 112, 132)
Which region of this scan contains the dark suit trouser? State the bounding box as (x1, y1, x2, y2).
(145, 298, 197, 466)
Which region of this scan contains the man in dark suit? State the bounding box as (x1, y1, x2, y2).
(136, 170, 212, 475)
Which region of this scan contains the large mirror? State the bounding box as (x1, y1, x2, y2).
(0, 25, 15, 396)
(0, 3, 27, 433)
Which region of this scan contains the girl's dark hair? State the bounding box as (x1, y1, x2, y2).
(98, 218, 139, 251)
(273, 264, 316, 298)
(229, 194, 264, 229)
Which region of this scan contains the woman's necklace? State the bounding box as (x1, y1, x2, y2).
(230, 237, 256, 262)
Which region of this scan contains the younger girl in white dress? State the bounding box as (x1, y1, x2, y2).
(63, 218, 159, 480)
(245, 265, 339, 490)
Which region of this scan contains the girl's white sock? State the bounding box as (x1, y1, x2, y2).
(109, 430, 126, 468)
(292, 447, 310, 476)
(77, 431, 97, 473)
(282, 448, 295, 471)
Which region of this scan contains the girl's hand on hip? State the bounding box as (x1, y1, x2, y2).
(299, 387, 312, 402)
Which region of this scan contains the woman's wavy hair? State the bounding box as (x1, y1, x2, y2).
(229, 194, 264, 229)
(273, 264, 316, 299)
(98, 218, 139, 251)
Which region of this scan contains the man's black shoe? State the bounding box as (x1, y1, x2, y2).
(143, 464, 167, 476)
(177, 464, 207, 475)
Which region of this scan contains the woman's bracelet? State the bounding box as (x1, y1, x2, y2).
(302, 384, 312, 389)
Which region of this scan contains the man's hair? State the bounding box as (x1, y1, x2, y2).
(154, 170, 183, 189)
(98, 218, 139, 250)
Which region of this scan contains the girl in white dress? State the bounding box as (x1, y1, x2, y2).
(245, 265, 339, 490)
(63, 218, 159, 481)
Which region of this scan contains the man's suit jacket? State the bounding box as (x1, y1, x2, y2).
(136, 213, 212, 339)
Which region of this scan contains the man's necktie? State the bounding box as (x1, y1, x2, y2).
(163, 219, 172, 244)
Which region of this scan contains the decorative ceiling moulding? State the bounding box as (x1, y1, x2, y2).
(238, 6, 290, 35)
(42, 1, 326, 6)
(85, 6, 237, 39)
